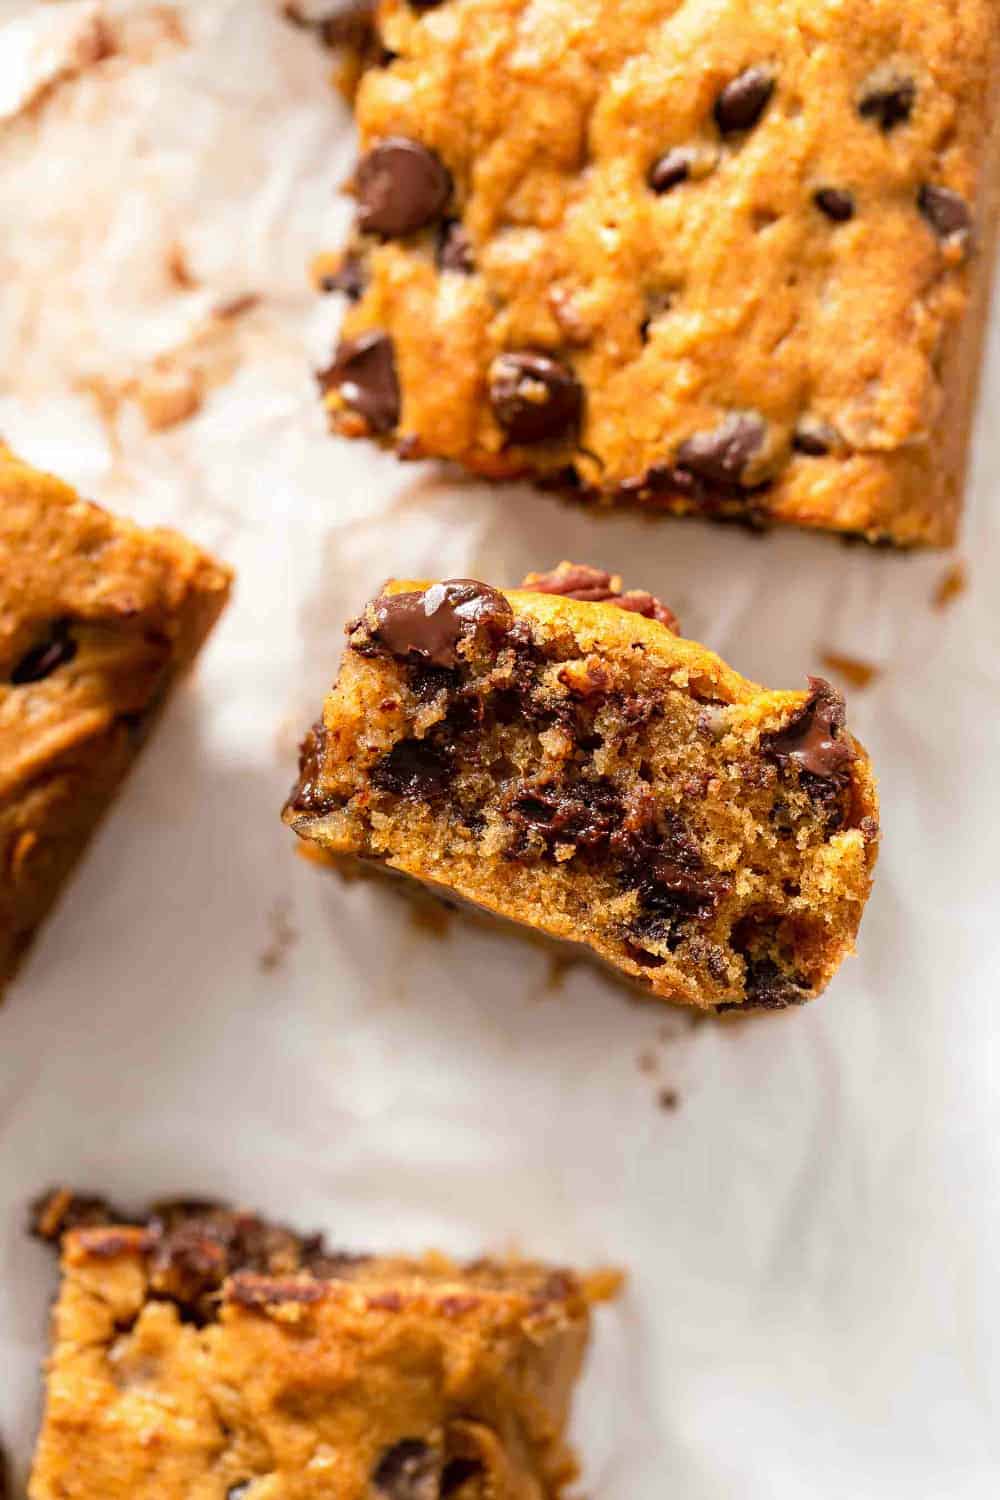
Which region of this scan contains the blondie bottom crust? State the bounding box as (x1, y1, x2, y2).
(0, 445, 231, 992)
(284, 565, 879, 1012)
(29, 1191, 615, 1500)
(319, 0, 1000, 544)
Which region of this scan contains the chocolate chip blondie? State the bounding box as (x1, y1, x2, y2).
(29, 1191, 615, 1499)
(0, 445, 231, 992)
(319, 0, 1000, 544)
(283, 565, 879, 1012)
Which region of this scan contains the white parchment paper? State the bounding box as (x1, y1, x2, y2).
(1, 3, 998, 1494)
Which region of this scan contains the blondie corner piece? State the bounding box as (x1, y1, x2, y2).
(284, 565, 879, 1013)
(0, 445, 231, 992)
(318, 0, 1000, 545)
(28, 1191, 616, 1500)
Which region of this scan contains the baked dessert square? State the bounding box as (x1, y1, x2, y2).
(283, 564, 879, 1012)
(0, 444, 231, 993)
(319, 0, 1000, 544)
(29, 1190, 615, 1499)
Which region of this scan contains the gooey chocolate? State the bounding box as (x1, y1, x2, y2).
(366, 580, 514, 668)
(763, 676, 856, 778)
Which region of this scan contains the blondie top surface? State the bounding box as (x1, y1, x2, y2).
(29, 1191, 615, 1500)
(284, 565, 879, 1012)
(0, 444, 231, 990)
(319, 0, 1000, 545)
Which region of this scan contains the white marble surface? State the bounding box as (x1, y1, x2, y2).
(0, 2, 998, 1494)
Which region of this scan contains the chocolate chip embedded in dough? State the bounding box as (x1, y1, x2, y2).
(356, 137, 451, 236)
(858, 69, 915, 132)
(11, 619, 77, 685)
(762, 677, 856, 779)
(438, 219, 474, 272)
(675, 411, 768, 488)
(488, 352, 582, 444)
(648, 147, 692, 194)
(713, 66, 775, 135)
(319, 331, 400, 432)
(792, 416, 845, 457)
(918, 184, 972, 249)
(372, 1438, 441, 1500)
(369, 580, 514, 669)
(813, 187, 855, 223)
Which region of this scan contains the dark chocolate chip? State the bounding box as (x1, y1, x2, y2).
(675, 411, 767, 488)
(762, 676, 855, 779)
(321, 249, 366, 300)
(792, 416, 843, 456)
(370, 738, 451, 799)
(369, 580, 514, 669)
(737, 957, 810, 1011)
(284, 720, 335, 817)
(648, 147, 691, 194)
(372, 1438, 441, 1500)
(713, 66, 774, 135)
(356, 137, 451, 237)
(813, 187, 855, 223)
(438, 219, 474, 272)
(858, 72, 915, 132)
(441, 1458, 484, 1494)
(506, 778, 625, 853)
(320, 330, 400, 432)
(11, 619, 77, 685)
(488, 351, 582, 444)
(918, 184, 972, 247)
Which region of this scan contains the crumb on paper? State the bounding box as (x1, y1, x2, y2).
(658, 1088, 680, 1112)
(933, 561, 968, 611)
(819, 652, 880, 691)
(637, 1047, 658, 1076)
(0, 1, 112, 123)
(259, 898, 299, 974)
(166, 241, 199, 289)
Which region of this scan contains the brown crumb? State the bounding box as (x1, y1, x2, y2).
(636, 1047, 658, 1076)
(657, 1089, 679, 1112)
(259, 898, 298, 974)
(166, 241, 198, 289)
(933, 561, 968, 610)
(819, 652, 880, 691)
(213, 292, 260, 321)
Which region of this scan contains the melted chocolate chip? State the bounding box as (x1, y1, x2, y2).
(676, 411, 767, 488)
(762, 677, 855, 778)
(369, 580, 514, 669)
(858, 72, 915, 132)
(507, 778, 625, 852)
(320, 331, 400, 432)
(372, 1439, 441, 1500)
(713, 67, 774, 135)
(813, 187, 855, 223)
(322, 249, 366, 300)
(356, 137, 451, 237)
(370, 738, 451, 799)
(11, 619, 77, 684)
(918, 184, 972, 247)
(648, 147, 692, 194)
(285, 720, 334, 817)
(488, 351, 582, 444)
(438, 219, 474, 272)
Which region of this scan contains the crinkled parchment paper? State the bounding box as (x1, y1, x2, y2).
(1, 3, 998, 1494)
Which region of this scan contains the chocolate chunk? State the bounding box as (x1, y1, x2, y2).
(356, 137, 451, 237)
(488, 351, 582, 444)
(733, 957, 810, 1011)
(284, 720, 335, 817)
(369, 580, 514, 668)
(321, 249, 366, 300)
(792, 416, 843, 457)
(918, 184, 972, 248)
(713, 66, 774, 135)
(370, 738, 451, 799)
(813, 187, 854, 223)
(648, 147, 692, 194)
(320, 330, 400, 432)
(762, 677, 855, 778)
(438, 219, 474, 272)
(442, 1459, 484, 1494)
(11, 619, 77, 685)
(675, 411, 767, 488)
(373, 1439, 441, 1500)
(521, 562, 679, 632)
(507, 778, 625, 852)
(858, 71, 915, 132)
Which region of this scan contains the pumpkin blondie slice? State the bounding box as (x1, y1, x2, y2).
(284, 564, 878, 1012)
(29, 1191, 615, 1499)
(0, 445, 231, 993)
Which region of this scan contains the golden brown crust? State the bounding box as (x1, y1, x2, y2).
(0, 445, 231, 991)
(29, 1206, 614, 1500)
(321, 0, 1000, 545)
(284, 574, 879, 1012)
